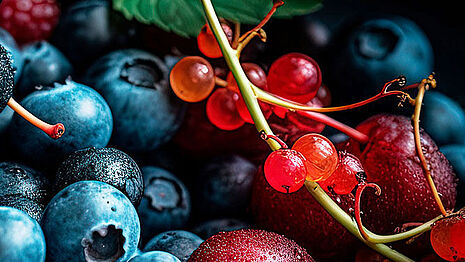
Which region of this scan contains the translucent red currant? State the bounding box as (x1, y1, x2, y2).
(267, 53, 322, 104)
(292, 133, 338, 182)
(227, 63, 267, 93)
(235, 94, 272, 124)
(264, 149, 307, 193)
(319, 152, 363, 195)
(431, 212, 465, 261)
(170, 56, 215, 102)
(197, 23, 233, 58)
(206, 88, 245, 131)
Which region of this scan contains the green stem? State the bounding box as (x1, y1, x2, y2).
(200, 0, 415, 260)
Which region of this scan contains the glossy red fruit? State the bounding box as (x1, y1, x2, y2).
(235, 94, 272, 124)
(292, 133, 338, 182)
(197, 23, 233, 58)
(319, 152, 363, 195)
(315, 84, 331, 107)
(267, 53, 322, 104)
(250, 166, 358, 260)
(227, 63, 267, 93)
(264, 149, 307, 193)
(430, 211, 465, 261)
(188, 229, 315, 261)
(342, 114, 457, 256)
(170, 56, 215, 102)
(0, 0, 60, 45)
(206, 88, 245, 131)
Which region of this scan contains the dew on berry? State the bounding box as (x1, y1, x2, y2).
(197, 23, 233, 58)
(169, 56, 215, 102)
(292, 133, 338, 182)
(206, 88, 245, 131)
(264, 149, 307, 193)
(227, 63, 267, 93)
(267, 53, 322, 104)
(319, 152, 363, 195)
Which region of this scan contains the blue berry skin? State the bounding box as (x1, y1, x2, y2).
(143, 230, 203, 262)
(0, 206, 46, 262)
(440, 145, 465, 207)
(40, 181, 140, 262)
(421, 91, 465, 146)
(0, 162, 51, 221)
(0, 44, 14, 112)
(8, 80, 113, 168)
(193, 155, 256, 220)
(0, 28, 23, 84)
(51, 0, 137, 72)
(55, 147, 144, 206)
(0, 106, 13, 134)
(84, 49, 186, 152)
(328, 16, 433, 102)
(16, 41, 73, 99)
(138, 166, 191, 244)
(191, 218, 250, 240)
(129, 251, 181, 262)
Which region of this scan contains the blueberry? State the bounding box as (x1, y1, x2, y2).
(55, 147, 144, 206)
(440, 145, 465, 207)
(191, 218, 250, 240)
(8, 80, 113, 168)
(143, 230, 203, 262)
(51, 0, 137, 73)
(327, 16, 433, 103)
(129, 251, 181, 262)
(0, 206, 46, 262)
(84, 49, 186, 152)
(193, 154, 256, 220)
(0, 162, 51, 220)
(0, 106, 13, 134)
(138, 166, 190, 244)
(0, 44, 14, 112)
(16, 41, 73, 99)
(421, 91, 465, 146)
(41, 181, 140, 262)
(0, 28, 23, 84)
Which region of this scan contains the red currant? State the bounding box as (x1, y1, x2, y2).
(170, 56, 215, 102)
(0, 0, 60, 45)
(235, 94, 272, 124)
(286, 97, 325, 132)
(314, 84, 331, 107)
(227, 63, 267, 93)
(264, 149, 307, 193)
(206, 88, 245, 131)
(430, 212, 465, 261)
(292, 133, 338, 182)
(197, 23, 233, 59)
(319, 152, 362, 195)
(267, 53, 322, 104)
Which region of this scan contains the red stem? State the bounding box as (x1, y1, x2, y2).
(355, 182, 382, 241)
(238, 0, 284, 42)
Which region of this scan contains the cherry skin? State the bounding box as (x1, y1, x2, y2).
(267, 53, 322, 103)
(197, 23, 233, 58)
(292, 133, 338, 182)
(319, 152, 363, 195)
(264, 149, 307, 193)
(170, 56, 215, 102)
(206, 88, 245, 131)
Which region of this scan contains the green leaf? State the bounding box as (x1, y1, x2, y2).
(113, 0, 322, 37)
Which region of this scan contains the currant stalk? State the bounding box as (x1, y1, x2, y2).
(200, 0, 414, 260)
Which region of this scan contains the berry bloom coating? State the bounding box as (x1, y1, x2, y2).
(264, 149, 307, 193)
(170, 56, 215, 102)
(430, 212, 465, 261)
(188, 229, 315, 261)
(227, 63, 267, 93)
(319, 152, 363, 195)
(267, 53, 322, 104)
(0, 0, 60, 45)
(206, 88, 245, 130)
(197, 23, 233, 58)
(292, 133, 338, 182)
